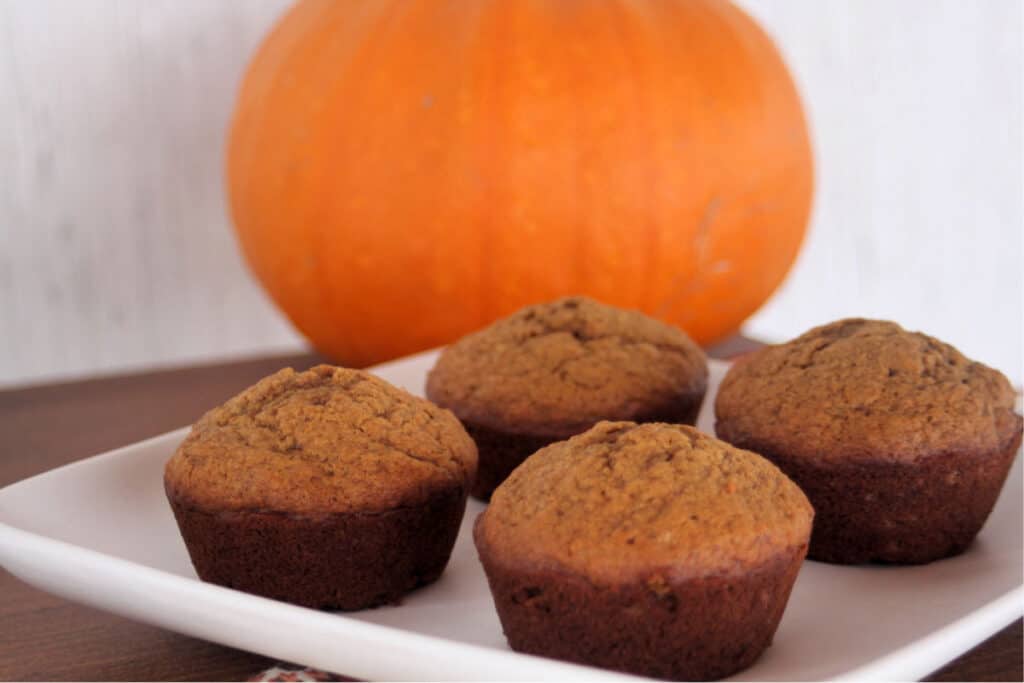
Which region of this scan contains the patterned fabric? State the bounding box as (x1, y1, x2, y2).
(249, 665, 348, 682)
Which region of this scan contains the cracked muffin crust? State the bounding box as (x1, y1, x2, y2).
(165, 365, 477, 609)
(427, 296, 707, 498)
(166, 365, 476, 514)
(715, 319, 1022, 564)
(475, 421, 812, 680)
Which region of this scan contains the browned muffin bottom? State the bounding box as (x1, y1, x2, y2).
(169, 490, 466, 609)
(164, 365, 477, 609)
(427, 296, 708, 499)
(715, 318, 1022, 564)
(475, 421, 813, 680)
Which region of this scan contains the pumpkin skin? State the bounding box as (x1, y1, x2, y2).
(228, 0, 813, 367)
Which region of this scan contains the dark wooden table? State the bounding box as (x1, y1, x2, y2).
(1, 341, 1020, 681)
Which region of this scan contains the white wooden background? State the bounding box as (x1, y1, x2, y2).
(1, 0, 1021, 388)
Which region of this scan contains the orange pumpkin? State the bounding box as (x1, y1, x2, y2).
(228, 0, 813, 367)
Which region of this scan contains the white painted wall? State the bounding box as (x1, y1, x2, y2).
(1, 0, 1020, 388)
(741, 0, 1023, 386)
(0, 0, 298, 389)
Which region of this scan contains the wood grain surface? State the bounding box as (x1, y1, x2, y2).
(0, 342, 1020, 681)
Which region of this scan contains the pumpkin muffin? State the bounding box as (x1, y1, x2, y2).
(715, 318, 1022, 564)
(426, 296, 708, 499)
(475, 421, 813, 680)
(164, 365, 477, 610)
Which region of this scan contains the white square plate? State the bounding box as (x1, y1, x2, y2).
(0, 352, 1021, 681)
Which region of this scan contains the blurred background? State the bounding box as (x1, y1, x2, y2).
(0, 0, 1020, 388)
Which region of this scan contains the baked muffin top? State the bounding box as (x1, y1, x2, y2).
(715, 319, 1021, 463)
(476, 421, 812, 583)
(426, 297, 707, 436)
(164, 365, 477, 515)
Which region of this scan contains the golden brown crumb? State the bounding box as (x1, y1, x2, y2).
(165, 365, 477, 514)
(478, 421, 812, 582)
(715, 319, 1020, 462)
(427, 296, 707, 436)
